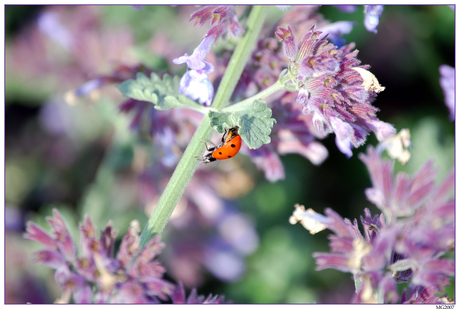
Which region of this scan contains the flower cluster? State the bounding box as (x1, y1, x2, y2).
(24, 209, 228, 303)
(290, 146, 454, 303)
(236, 6, 363, 180)
(276, 25, 395, 158)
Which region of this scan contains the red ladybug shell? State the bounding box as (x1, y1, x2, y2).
(211, 135, 242, 160)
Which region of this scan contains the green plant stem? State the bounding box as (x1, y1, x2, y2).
(138, 5, 268, 248)
(211, 6, 268, 110)
(222, 79, 284, 112)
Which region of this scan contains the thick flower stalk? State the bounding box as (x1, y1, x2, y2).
(290, 146, 454, 303)
(23, 209, 227, 303)
(276, 25, 395, 157)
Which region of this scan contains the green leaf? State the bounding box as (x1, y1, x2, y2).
(208, 100, 276, 149)
(208, 110, 237, 133)
(161, 95, 200, 111)
(117, 72, 204, 112)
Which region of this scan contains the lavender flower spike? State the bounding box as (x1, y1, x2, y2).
(276, 25, 395, 157)
(24, 209, 176, 303)
(291, 145, 454, 303)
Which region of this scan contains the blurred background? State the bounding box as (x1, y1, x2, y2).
(4, 5, 455, 304)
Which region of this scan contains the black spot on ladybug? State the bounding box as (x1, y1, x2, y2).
(219, 152, 222, 155)
(228, 155, 232, 158)
(231, 144, 236, 148)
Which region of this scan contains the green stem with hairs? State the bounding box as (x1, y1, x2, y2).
(222, 79, 284, 112)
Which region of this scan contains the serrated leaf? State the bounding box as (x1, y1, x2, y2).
(160, 95, 200, 111)
(117, 72, 204, 111)
(208, 110, 238, 133)
(208, 100, 276, 149)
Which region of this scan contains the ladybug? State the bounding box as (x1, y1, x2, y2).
(199, 126, 242, 163)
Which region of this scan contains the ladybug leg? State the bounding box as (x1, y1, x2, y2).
(202, 153, 216, 163)
(221, 128, 229, 143)
(193, 153, 216, 163)
(201, 140, 217, 152)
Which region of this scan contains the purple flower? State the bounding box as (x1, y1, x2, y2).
(290, 146, 454, 303)
(439, 65, 455, 120)
(246, 145, 285, 182)
(173, 35, 215, 106)
(364, 5, 384, 34)
(276, 25, 395, 157)
(37, 11, 72, 51)
(178, 70, 214, 106)
(335, 5, 357, 13)
(246, 92, 328, 181)
(234, 8, 336, 180)
(176, 6, 242, 105)
(24, 210, 231, 303)
(276, 26, 297, 61)
(401, 285, 453, 304)
(189, 6, 244, 42)
(204, 238, 246, 282)
(359, 146, 440, 220)
(318, 21, 356, 47)
(173, 35, 215, 73)
(24, 209, 179, 303)
(170, 282, 227, 304)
